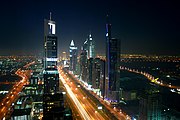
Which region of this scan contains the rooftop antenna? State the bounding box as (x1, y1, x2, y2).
(106, 14, 110, 24)
(50, 12, 52, 20)
(89, 31, 92, 37)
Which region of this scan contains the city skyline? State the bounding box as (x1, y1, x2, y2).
(0, 2, 180, 119)
(0, 0, 179, 56)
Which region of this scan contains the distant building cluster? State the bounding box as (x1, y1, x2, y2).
(78, 34, 103, 97)
(59, 15, 180, 120)
(65, 15, 121, 103)
(0, 56, 34, 75)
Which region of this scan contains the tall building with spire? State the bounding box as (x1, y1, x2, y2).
(69, 40, 77, 72)
(43, 12, 59, 94)
(105, 15, 121, 102)
(44, 13, 57, 69)
(43, 13, 64, 119)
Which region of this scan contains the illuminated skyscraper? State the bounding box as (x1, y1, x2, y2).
(43, 13, 63, 119)
(44, 13, 58, 69)
(105, 15, 121, 102)
(79, 34, 95, 85)
(79, 39, 89, 84)
(69, 40, 77, 72)
(43, 13, 59, 94)
(92, 58, 105, 98)
(80, 47, 88, 83)
(88, 34, 95, 58)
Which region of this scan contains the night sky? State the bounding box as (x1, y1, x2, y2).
(0, 0, 179, 56)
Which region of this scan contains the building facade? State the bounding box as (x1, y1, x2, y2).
(44, 18, 58, 69)
(79, 33, 96, 85)
(79, 48, 88, 83)
(87, 58, 93, 87)
(92, 58, 105, 98)
(88, 34, 95, 59)
(43, 14, 63, 119)
(139, 92, 162, 120)
(43, 14, 59, 94)
(43, 68, 59, 94)
(105, 15, 121, 102)
(69, 40, 77, 73)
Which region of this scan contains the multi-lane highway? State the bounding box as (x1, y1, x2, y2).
(58, 67, 112, 120)
(58, 67, 130, 120)
(68, 70, 130, 120)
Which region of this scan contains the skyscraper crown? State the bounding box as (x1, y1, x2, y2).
(70, 40, 75, 46)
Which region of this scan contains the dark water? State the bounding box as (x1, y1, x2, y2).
(120, 70, 150, 91)
(121, 60, 180, 86)
(120, 70, 180, 113)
